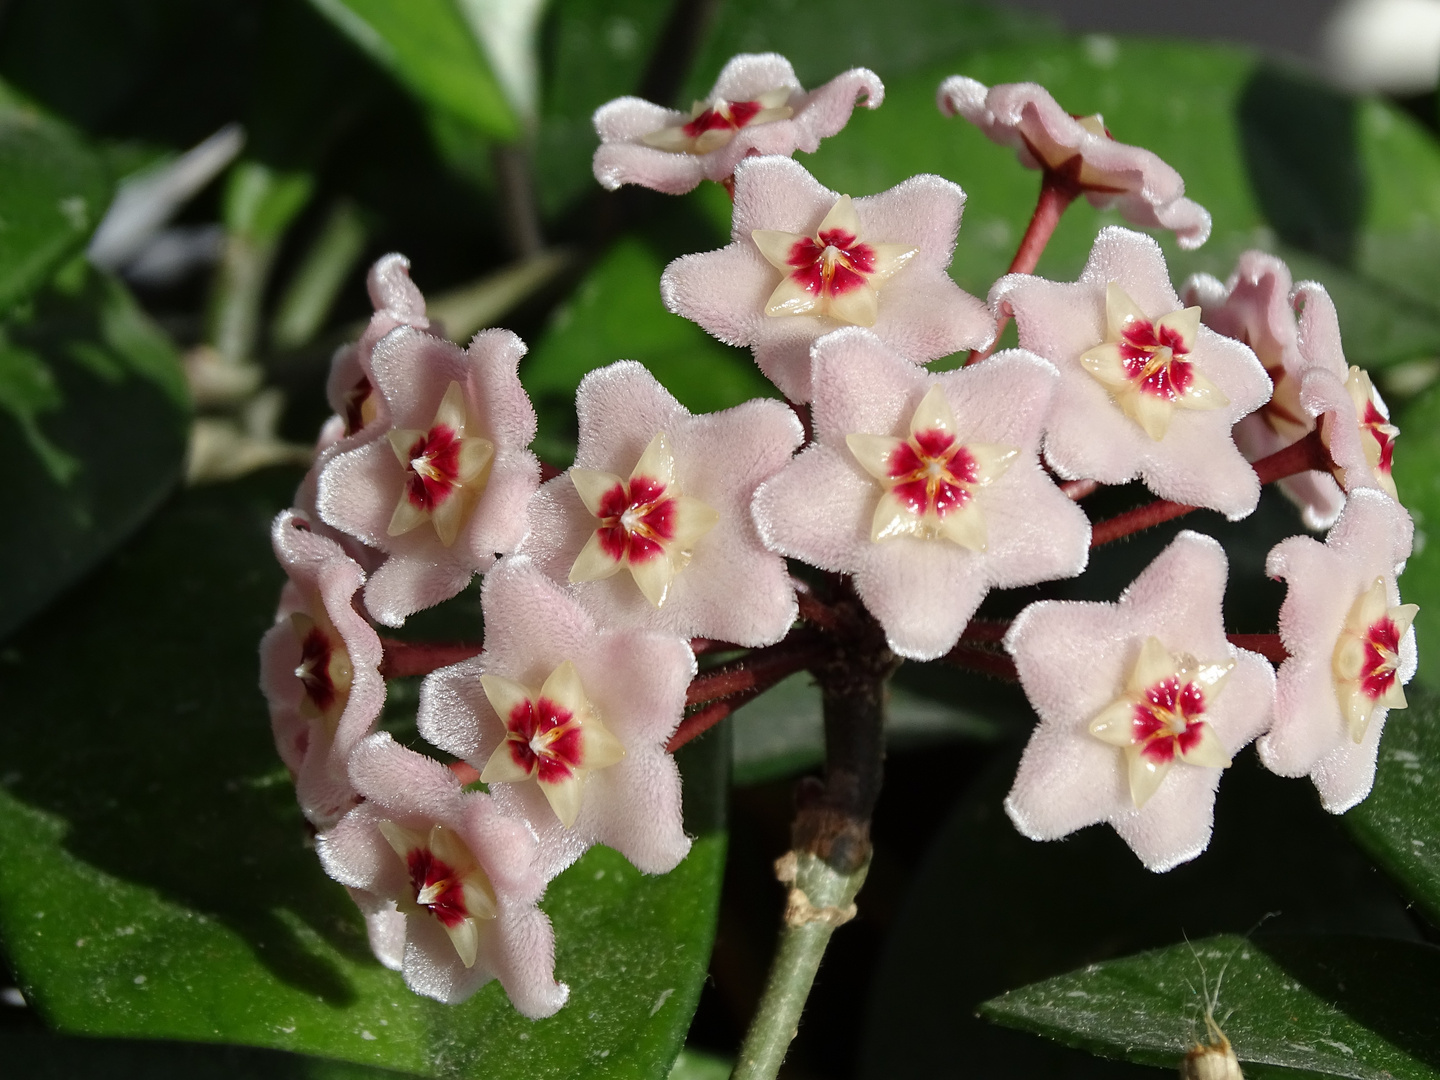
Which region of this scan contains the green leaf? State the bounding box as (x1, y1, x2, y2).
(0, 100, 111, 313)
(858, 750, 1419, 1079)
(729, 672, 1001, 786)
(797, 38, 1440, 371)
(1393, 383, 1440, 689)
(1346, 686, 1440, 926)
(0, 265, 187, 639)
(306, 0, 517, 141)
(981, 934, 1440, 1079)
(0, 469, 723, 1079)
(666, 1047, 731, 1080)
(0, 1031, 418, 1079)
(521, 236, 774, 466)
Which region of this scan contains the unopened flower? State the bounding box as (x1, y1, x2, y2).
(592, 53, 883, 195)
(259, 510, 385, 829)
(938, 76, 1212, 249)
(1259, 489, 1417, 812)
(317, 327, 539, 626)
(417, 556, 694, 878)
(1292, 284, 1400, 502)
(1183, 253, 1344, 529)
(662, 156, 994, 402)
(752, 329, 1090, 660)
(319, 733, 567, 1016)
(1004, 532, 1275, 872)
(521, 362, 802, 645)
(991, 227, 1271, 519)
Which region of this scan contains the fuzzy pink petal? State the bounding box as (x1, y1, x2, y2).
(1260, 490, 1415, 809)
(520, 361, 801, 645)
(938, 77, 1211, 249)
(753, 331, 1089, 659)
(260, 510, 385, 828)
(1004, 532, 1274, 871)
(349, 888, 406, 971)
(992, 227, 1269, 517)
(663, 157, 990, 402)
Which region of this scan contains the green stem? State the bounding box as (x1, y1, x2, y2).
(731, 852, 870, 1080)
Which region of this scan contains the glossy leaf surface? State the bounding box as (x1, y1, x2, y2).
(981, 934, 1440, 1079)
(0, 469, 723, 1078)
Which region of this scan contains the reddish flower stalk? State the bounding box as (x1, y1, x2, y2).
(379, 638, 484, 678)
(1226, 633, 1289, 664)
(1090, 429, 1334, 548)
(967, 176, 1079, 365)
(1061, 477, 1100, 501)
(668, 686, 764, 753)
(796, 587, 842, 632)
(959, 617, 1010, 644)
(685, 635, 824, 707)
(939, 643, 1019, 681)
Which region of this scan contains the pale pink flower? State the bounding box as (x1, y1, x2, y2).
(417, 556, 694, 878)
(662, 155, 994, 402)
(1183, 253, 1344, 530)
(751, 329, 1090, 660)
(520, 362, 802, 645)
(592, 53, 883, 195)
(938, 76, 1212, 249)
(259, 510, 385, 829)
(1004, 531, 1275, 872)
(1260, 489, 1417, 812)
(1292, 283, 1401, 503)
(991, 226, 1271, 519)
(318, 733, 568, 1016)
(316, 326, 540, 626)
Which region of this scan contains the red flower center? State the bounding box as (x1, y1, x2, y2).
(1361, 616, 1403, 701)
(594, 475, 679, 565)
(503, 697, 585, 785)
(785, 228, 877, 299)
(402, 425, 464, 511)
(683, 98, 764, 137)
(886, 429, 979, 518)
(1360, 399, 1397, 477)
(342, 376, 373, 436)
(405, 848, 470, 929)
(1118, 319, 1195, 401)
(295, 625, 339, 714)
(1132, 676, 1210, 765)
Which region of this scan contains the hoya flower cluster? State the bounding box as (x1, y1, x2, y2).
(260, 53, 1417, 1017)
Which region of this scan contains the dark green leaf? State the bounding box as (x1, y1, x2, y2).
(305, 0, 517, 142)
(0, 265, 188, 639)
(1393, 383, 1440, 688)
(521, 236, 774, 466)
(1346, 686, 1440, 926)
(981, 934, 1440, 1079)
(859, 751, 1418, 1080)
(0, 100, 111, 313)
(0, 469, 723, 1078)
(0, 1031, 418, 1079)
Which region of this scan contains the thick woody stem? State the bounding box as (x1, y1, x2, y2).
(1090, 430, 1334, 548)
(968, 175, 1080, 365)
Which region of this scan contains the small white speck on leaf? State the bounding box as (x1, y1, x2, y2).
(650, 988, 675, 1016)
(360, 1030, 376, 1041)
(133, 975, 146, 985)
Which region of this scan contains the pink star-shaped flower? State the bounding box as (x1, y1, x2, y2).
(1260, 489, 1417, 812)
(417, 556, 694, 878)
(1292, 283, 1402, 504)
(316, 326, 540, 626)
(592, 53, 883, 195)
(520, 361, 802, 646)
(259, 510, 385, 829)
(662, 155, 994, 402)
(991, 226, 1271, 519)
(1004, 531, 1275, 872)
(318, 733, 568, 1016)
(751, 329, 1090, 660)
(938, 76, 1212, 249)
(1183, 252, 1344, 530)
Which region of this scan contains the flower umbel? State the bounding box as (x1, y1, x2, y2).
(569, 432, 720, 607)
(753, 195, 918, 326)
(478, 661, 627, 828)
(846, 384, 1016, 548)
(386, 381, 495, 547)
(1080, 283, 1225, 440)
(1088, 637, 1234, 807)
